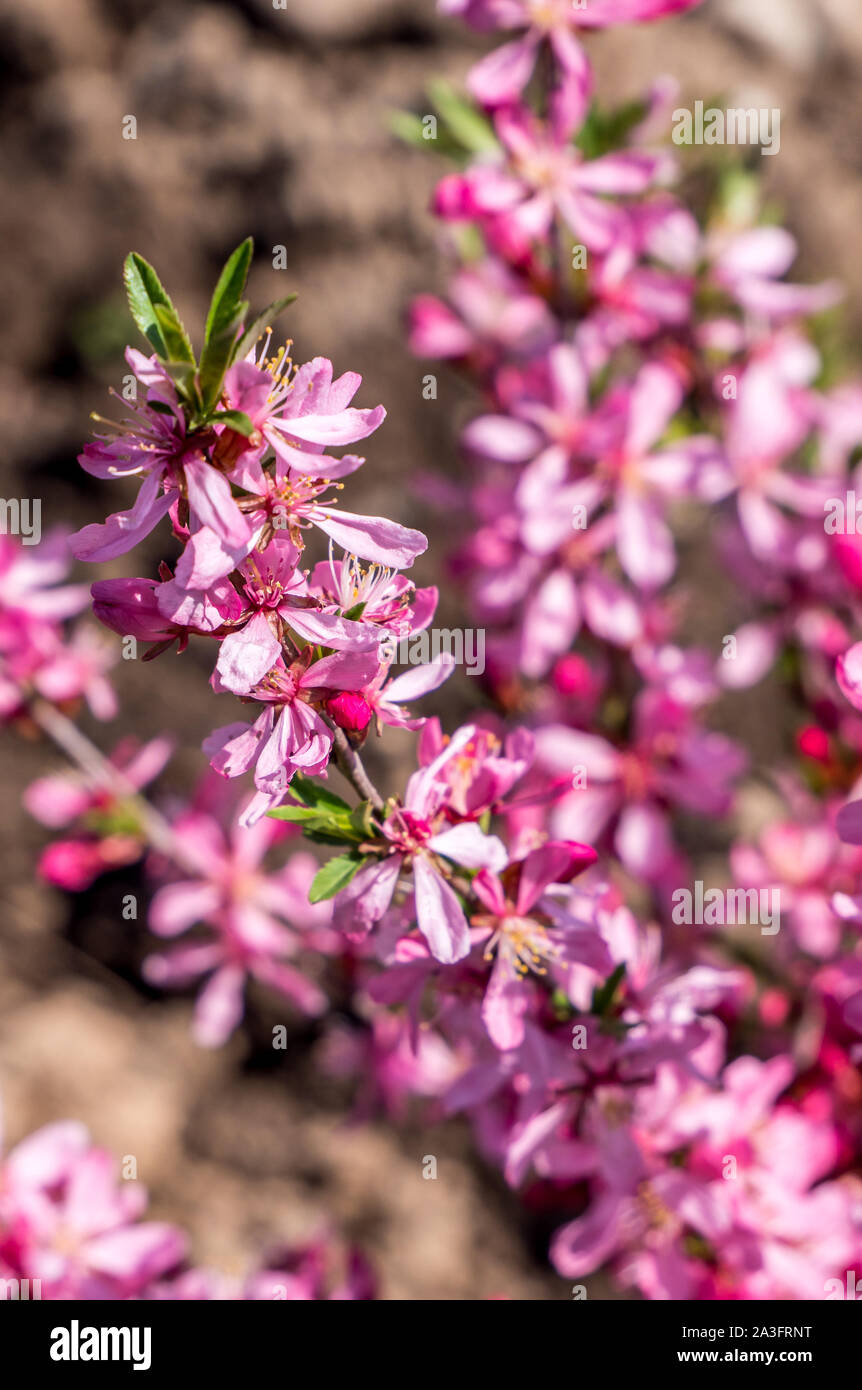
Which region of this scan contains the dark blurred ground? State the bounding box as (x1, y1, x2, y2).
(1, 0, 862, 1298)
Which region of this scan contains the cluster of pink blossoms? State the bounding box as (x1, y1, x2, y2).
(76, 245, 448, 826)
(385, 0, 862, 1296)
(0, 531, 116, 724)
(0, 1110, 373, 1300)
(7, 0, 862, 1301)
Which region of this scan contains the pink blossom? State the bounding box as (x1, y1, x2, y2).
(0, 1115, 185, 1298)
(205, 646, 381, 822)
(70, 350, 253, 564)
(144, 790, 334, 1046)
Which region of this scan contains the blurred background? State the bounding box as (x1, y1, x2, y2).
(1, 0, 862, 1298)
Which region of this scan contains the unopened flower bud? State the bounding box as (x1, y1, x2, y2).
(326, 692, 372, 732)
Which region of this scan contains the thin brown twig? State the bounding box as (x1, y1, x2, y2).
(28, 698, 196, 870)
(329, 725, 386, 812)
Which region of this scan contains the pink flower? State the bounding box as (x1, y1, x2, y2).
(333, 725, 509, 963)
(70, 350, 253, 565)
(205, 647, 381, 822)
(362, 652, 456, 731)
(0, 1116, 185, 1298)
(305, 550, 438, 640)
(25, 736, 173, 890)
(437, 104, 674, 256)
(534, 690, 746, 879)
(144, 791, 333, 1046)
(409, 260, 556, 365)
(719, 357, 833, 569)
(91, 576, 188, 650)
(223, 348, 386, 477)
(709, 226, 842, 322)
(471, 839, 609, 1048)
(446, 1, 703, 135)
(0, 531, 94, 718)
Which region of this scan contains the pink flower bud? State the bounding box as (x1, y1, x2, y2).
(91, 578, 176, 642)
(326, 692, 372, 732)
(38, 839, 105, 891)
(552, 654, 594, 698)
(796, 725, 831, 764)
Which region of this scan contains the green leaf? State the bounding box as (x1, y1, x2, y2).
(268, 776, 366, 845)
(154, 302, 197, 366)
(161, 360, 200, 410)
(348, 801, 377, 840)
(123, 253, 194, 363)
(208, 408, 255, 437)
(233, 294, 298, 365)
(308, 852, 367, 904)
(197, 240, 256, 412)
(427, 79, 499, 154)
(268, 806, 327, 825)
(205, 239, 254, 346)
(575, 99, 647, 161)
(123, 253, 168, 357)
(288, 775, 353, 815)
(592, 963, 627, 1017)
(389, 110, 435, 150)
(198, 300, 248, 413)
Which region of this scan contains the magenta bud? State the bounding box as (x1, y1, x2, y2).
(326, 692, 372, 732)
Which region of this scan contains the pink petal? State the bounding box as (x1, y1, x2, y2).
(192, 964, 246, 1047)
(836, 799, 862, 846)
(482, 953, 529, 1051)
(413, 856, 470, 964)
(427, 822, 508, 871)
(836, 642, 862, 711)
(516, 840, 598, 913)
(69, 473, 177, 562)
(311, 508, 427, 569)
(149, 880, 221, 938)
(216, 611, 282, 694)
(467, 31, 539, 107)
(183, 454, 251, 550)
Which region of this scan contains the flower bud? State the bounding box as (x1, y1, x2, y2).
(91, 578, 175, 642)
(326, 692, 372, 732)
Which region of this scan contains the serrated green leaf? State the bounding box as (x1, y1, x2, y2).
(123, 253, 169, 357)
(308, 852, 366, 904)
(304, 829, 364, 847)
(233, 294, 298, 365)
(123, 253, 195, 365)
(153, 302, 196, 366)
(205, 239, 254, 345)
